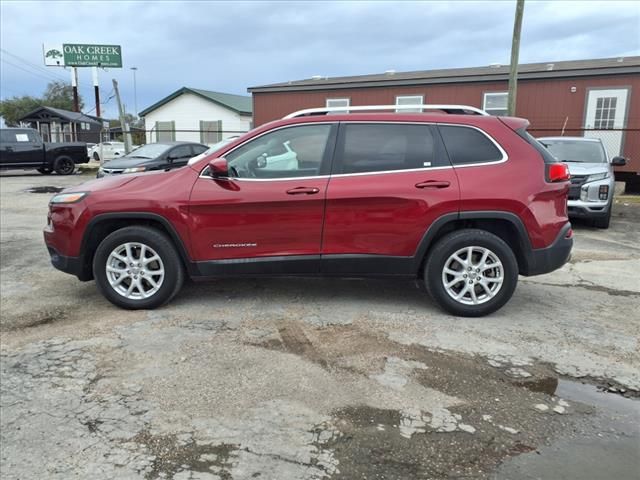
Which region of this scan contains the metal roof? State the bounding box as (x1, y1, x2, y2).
(19, 106, 102, 124)
(248, 57, 640, 93)
(139, 87, 253, 116)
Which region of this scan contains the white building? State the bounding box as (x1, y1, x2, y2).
(139, 87, 252, 145)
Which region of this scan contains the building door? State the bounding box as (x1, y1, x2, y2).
(583, 88, 629, 158)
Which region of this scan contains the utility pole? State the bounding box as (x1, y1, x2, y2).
(507, 0, 525, 116)
(112, 79, 131, 154)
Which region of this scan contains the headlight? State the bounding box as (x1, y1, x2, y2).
(585, 172, 609, 183)
(122, 166, 146, 174)
(50, 192, 88, 204)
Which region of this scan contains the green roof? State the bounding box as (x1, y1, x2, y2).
(139, 87, 252, 116)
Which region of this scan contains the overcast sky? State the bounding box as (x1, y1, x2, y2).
(1, 0, 638, 119)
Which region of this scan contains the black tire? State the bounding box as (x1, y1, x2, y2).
(424, 229, 519, 317)
(93, 152, 100, 162)
(54, 156, 75, 175)
(593, 206, 612, 229)
(37, 167, 52, 175)
(93, 226, 184, 309)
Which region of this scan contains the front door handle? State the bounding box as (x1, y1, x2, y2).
(415, 180, 450, 189)
(5, 146, 13, 152)
(286, 186, 320, 195)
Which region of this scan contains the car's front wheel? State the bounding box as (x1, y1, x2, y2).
(424, 229, 519, 317)
(93, 226, 184, 309)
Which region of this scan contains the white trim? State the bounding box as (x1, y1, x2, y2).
(285, 104, 489, 119)
(198, 121, 507, 180)
(325, 97, 350, 113)
(482, 92, 508, 116)
(395, 95, 424, 112)
(437, 122, 508, 166)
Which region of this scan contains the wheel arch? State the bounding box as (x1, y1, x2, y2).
(78, 213, 194, 281)
(414, 211, 533, 276)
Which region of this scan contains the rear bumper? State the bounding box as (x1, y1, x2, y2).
(521, 222, 573, 276)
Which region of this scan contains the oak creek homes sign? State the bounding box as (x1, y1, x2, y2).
(43, 44, 122, 68)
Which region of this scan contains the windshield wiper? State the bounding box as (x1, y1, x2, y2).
(126, 155, 152, 159)
(561, 160, 583, 163)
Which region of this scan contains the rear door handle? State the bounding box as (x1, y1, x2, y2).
(415, 180, 451, 189)
(286, 186, 320, 195)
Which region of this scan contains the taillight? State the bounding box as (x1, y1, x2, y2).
(546, 163, 570, 182)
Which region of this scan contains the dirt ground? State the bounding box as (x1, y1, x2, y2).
(1, 170, 639, 480)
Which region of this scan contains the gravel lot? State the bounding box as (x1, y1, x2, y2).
(1, 170, 639, 479)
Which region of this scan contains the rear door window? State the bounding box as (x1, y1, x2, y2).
(337, 123, 441, 174)
(439, 125, 504, 165)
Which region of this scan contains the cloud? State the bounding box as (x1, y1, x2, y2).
(1, 0, 638, 119)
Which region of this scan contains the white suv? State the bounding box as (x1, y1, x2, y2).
(538, 137, 626, 228)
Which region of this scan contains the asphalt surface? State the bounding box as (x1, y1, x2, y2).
(1, 169, 639, 480)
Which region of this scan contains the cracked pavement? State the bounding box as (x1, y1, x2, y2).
(1, 171, 639, 479)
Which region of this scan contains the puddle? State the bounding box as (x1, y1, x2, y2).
(25, 186, 64, 193)
(494, 380, 640, 480)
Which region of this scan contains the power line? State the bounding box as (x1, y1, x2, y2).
(0, 48, 68, 82)
(0, 58, 61, 83)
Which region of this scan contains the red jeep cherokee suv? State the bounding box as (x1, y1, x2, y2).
(44, 105, 572, 317)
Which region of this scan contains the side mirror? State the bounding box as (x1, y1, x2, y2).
(611, 156, 626, 167)
(208, 157, 229, 178)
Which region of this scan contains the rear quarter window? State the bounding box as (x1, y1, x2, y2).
(516, 129, 557, 164)
(439, 125, 504, 165)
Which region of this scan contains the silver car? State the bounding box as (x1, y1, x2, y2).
(538, 137, 626, 229)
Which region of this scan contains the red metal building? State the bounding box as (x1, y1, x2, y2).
(248, 57, 640, 188)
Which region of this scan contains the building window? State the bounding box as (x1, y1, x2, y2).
(63, 124, 73, 142)
(200, 120, 223, 144)
(326, 98, 350, 113)
(483, 92, 508, 116)
(155, 121, 175, 142)
(395, 95, 424, 112)
(594, 97, 617, 129)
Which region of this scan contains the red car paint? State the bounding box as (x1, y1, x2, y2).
(44, 113, 570, 279)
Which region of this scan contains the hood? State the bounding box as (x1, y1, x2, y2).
(101, 156, 158, 169)
(565, 162, 609, 176)
(64, 174, 138, 193)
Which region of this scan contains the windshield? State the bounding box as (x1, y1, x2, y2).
(538, 140, 607, 163)
(187, 137, 238, 166)
(122, 143, 171, 159)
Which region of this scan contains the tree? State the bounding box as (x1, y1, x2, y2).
(0, 80, 85, 126)
(0, 95, 41, 126)
(43, 80, 84, 111)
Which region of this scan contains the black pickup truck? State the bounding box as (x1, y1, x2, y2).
(0, 128, 88, 175)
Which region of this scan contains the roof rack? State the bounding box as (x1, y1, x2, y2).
(283, 104, 489, 119)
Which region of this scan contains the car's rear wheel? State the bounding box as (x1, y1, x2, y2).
(54, 156, 75, 175)
(93, 226, 184, 309)
(424, 229, 518, 317)
(37, 167, 52, 175)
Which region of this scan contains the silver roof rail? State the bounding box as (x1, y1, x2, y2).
(283, 104, 490, 119)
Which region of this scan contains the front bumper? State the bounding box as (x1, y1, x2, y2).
(46, 246, 91, 280)
(567, 200, 610, 218)
(521, 222, 573, 276)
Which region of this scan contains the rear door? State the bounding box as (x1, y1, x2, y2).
(321, 122, 459, 275)
(188, 123, 337, 274)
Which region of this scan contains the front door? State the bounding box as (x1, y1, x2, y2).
(584, 88, 629, 158)
(321, 122, 459, 275)
(0, 130, 43, 167)
(188, 123, 337, 275)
